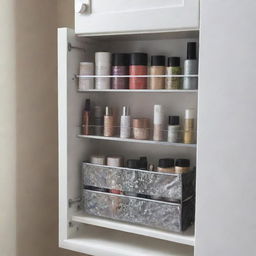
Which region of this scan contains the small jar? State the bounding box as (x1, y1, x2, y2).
(175, 159, 190, 174)
(79, 62, 94, 90)
(150, 55, 165, 89)
(166, 57, 182, 89)
(157, 158, 175, 173)
(168, 116, 181, 143)
(90, 155, 106, 165)
(127, 159, 140, 169)
(132, 118, 150, 140)
(95, 52, 111, 89)
(129, 53, 148, 89)
(111, 53, 129, 89)
(139, 157, 148, 170)
(107, 155, 124, 167)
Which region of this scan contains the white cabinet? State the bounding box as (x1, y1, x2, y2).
(75, 0, 199, 35)
(58, 28, 198, 255)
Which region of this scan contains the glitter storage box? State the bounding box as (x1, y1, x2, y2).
(82, 163, 195, 232)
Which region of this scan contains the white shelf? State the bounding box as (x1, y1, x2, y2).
(78, 89, 198, 93)
(78, 135, 197, 148)
(72, 214, 195, 246)
(62, 225, 193, 256)
(77, 74, 198, 78)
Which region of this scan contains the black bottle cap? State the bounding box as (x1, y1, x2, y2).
(139, 157, 148, 170)
(127, 159, 140, 169)
(187, 42, 197, 60)
(130, 53, 148, 66)
(112, 53, 130, 66)
(169, 116, 180, 125)
(175, 159, 190, 167)
(151, 55, 166, 66)
(168, 57, 180, 67)
(85, 99, 90, 111)
(158, 158, 175, 168)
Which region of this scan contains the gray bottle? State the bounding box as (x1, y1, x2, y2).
(183, 42, 198, 89)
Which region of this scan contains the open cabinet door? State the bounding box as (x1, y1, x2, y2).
(58, 28, 89, 244)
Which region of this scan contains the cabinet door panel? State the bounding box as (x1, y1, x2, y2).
(75, 0, 199, 35)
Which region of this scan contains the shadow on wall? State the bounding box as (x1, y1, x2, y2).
(15, 0, 84, 256)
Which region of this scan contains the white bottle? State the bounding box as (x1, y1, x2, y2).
(95, 52, 111, 89)
(79, 62, 94, 90)
(120, 106, 131, 139)
(153, 105, 164, 141)
(168, 116, 180, 143)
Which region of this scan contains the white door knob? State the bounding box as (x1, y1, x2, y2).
(79, 3, 88, 14)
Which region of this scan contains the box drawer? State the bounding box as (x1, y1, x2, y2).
(83, 163, 195, 202)
(75, 0, 199, 35)
(83, 189, 194, 232)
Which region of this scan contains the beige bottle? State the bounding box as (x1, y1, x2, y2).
(104, 106, 114, 137)
(184, 109, 195, 144)
(149, 56, 166, 89)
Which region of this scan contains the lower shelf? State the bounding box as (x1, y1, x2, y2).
(72, 214, 195, 246)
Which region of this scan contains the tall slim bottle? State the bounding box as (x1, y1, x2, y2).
(120, 106, 131, 139)
(104, 106, 114, 137)
(82, 99, 91, 135)
(183, 42, 198, 89)
(184, 109, 195, 144)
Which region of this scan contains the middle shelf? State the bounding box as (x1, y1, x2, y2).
(78, 134, 197, 148)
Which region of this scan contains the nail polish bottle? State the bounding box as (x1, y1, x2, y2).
(183, 42, 198, 89)
(120, 106, 131, 139)
(82, 99, 91, 135)
(153, 105, 164, 141)
(104, 106, 114, 137)
(184, 109, 195, 144)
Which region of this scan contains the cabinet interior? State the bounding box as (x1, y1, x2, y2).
(62, 29, 199, 256)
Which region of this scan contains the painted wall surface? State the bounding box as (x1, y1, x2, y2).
(0, 0, 85, 255)
(0, 0, 16, 255)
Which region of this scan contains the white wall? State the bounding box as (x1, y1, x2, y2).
(0, 0, 85, 255)
(0, 0, 16, 255)
(195, 1, 256, 255)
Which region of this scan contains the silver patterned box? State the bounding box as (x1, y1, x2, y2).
(83, 189, 194, 232)
(82, 163, 195, 202)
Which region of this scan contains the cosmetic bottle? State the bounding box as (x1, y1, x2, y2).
(139, 157, 148, 170)
(79, 62, 94, 90)
(104, 106, 115, 137)
(148, 164, 155, 172)
(82, 99, 91, 135)
(166, 57, 181, 89)
(184, 109, 195, 144)
(157, 158, 175, 173)
(90, 155, 106, 165)
(183, 42, 198, 89)
(150, 55, 165, 89)
(153, 105, 164, 141)
(132, 118, 150, 140)
(175, 159, 190, 174)
(95, 52, 111, 89)
(120, 106, 131, 139)
(112, 53, 129, 89)
(94, 106, 103, 136)
(168, 116, 180, 143)
(129, 53, 148, 89)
